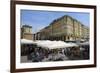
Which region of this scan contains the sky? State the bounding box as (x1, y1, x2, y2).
(21, 10, 90, 33)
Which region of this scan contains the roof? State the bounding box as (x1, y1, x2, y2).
(22, 25, 32, 28)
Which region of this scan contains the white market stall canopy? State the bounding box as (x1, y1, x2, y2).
(34, 40, 78, 49)
(21, 39, 35, 44)
(79, 41, 89, 46)
(21, 39, 78, 49)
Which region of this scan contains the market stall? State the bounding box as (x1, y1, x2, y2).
(33, 40, 79, 61)
(21, 39, 35, 56)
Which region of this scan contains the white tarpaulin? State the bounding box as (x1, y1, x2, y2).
(79, 41, 89, 45)
(21, 39, 34, 44)
(34, 40, 78, 49)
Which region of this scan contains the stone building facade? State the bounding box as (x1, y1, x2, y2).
(33, 15, 89, 41)
(21, 25, 33, 40)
